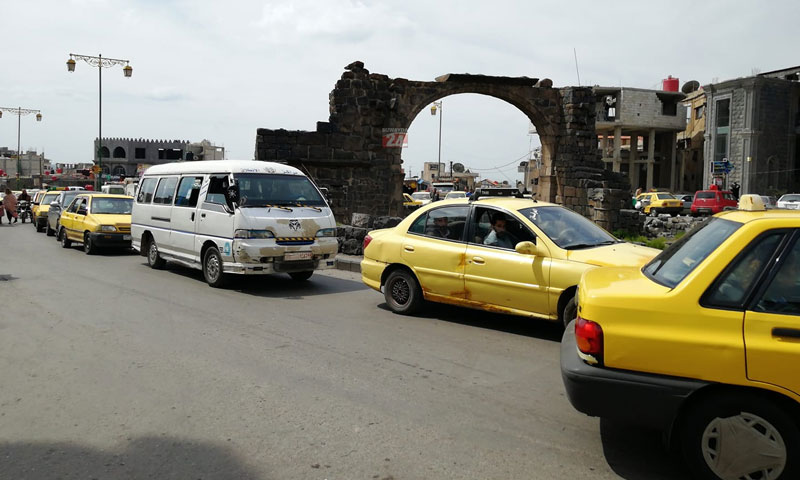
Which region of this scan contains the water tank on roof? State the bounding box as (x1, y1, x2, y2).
(662, 76, 679, 92)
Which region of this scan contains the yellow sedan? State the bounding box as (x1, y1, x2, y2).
(58, 193, 133, 254)
(636, 191, 684, 216)
(562, 195, 800, 480)
(362, 188, 659, 326)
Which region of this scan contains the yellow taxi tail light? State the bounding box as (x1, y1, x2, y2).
(575, 316, 604, 358)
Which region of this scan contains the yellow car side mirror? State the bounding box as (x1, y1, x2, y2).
(515, 241, 543, 256)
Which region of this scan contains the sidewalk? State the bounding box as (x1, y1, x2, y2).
(334, 254, 362, 273)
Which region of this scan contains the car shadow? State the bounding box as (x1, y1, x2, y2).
(378, 301, 564, 342)
(0, 435, 267, 480)
(599, 419, 689, 479)
(153, 263, 367, 298)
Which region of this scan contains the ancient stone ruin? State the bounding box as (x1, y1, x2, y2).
(255, 61, 633, 231)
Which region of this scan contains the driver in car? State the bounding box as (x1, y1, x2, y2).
(484, 213, 518, 249)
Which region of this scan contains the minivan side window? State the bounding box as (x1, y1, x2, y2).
(137, 178, 157, 203)
(175, 176, 203, 208)
(153, 177, 179, 205)
(206, 175, 229, 205)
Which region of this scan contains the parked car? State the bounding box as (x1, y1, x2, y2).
(362, 188, 660, 326)
(678, 194, 694, 214)
(33, 190, 62, 232)
(46, 190, 85, 236)
(444, 190, 467, 200)
(410, 191, 432, 205)
(57, 193, 133, 254)
(562, 195, 800, 480)
(635, 191, 683, 216)
(776, 193, 800, 210)
(691, 189, 738, 216)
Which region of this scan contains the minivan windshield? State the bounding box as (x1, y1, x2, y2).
(234, 174, 327, 207)
(643, 218, 741, 288)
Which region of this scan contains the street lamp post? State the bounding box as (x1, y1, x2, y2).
(67, 53, 132, 189)
(430, 101, 443, 181)
(0, 106, 42, 186)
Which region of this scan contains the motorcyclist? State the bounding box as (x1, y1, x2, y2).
(17, 189, 31, 202)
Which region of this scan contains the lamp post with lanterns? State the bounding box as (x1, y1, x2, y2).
(430, 101, 443, 181)
(0, 106, 42, 185)
(66, 53, 132, 189)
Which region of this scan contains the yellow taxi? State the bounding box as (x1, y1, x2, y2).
(362, 188, 659, 325)
(57, 193, 133, 254)
(636, 191, 684, 216)
(403, 193, 422, 207)
(32, 190, 62, 232)
(561, 195, 800, 480)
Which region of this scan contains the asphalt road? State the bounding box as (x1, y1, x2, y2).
(0, 222, 689, 480)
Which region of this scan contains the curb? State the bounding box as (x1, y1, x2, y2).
(334, 254, 362, 273)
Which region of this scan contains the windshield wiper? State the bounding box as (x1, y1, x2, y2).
(564, 240, 618, 250)
(241, 204, 293, 212)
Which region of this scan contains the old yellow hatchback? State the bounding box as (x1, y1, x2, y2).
(562, 195, 800, 480)
(32, 190, 62, 232)
(636, 191, 684, 216)
(362, 188, 659, 326)
(58, 193, 133, 254)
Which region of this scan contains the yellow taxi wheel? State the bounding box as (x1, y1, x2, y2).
(679, 392, 799, 480)
(384, 269, 423, 315)
(59, 228, 72, 249)
(561, 297, 577, 329)
(84, 233, 96, 255)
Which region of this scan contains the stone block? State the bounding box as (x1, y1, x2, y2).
(351, 213, 373, 228)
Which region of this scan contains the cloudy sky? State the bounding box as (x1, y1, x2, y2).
(1, 0, 797, 182)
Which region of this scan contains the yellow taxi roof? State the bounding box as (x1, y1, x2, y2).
(717, 208, 800, 224)
(76, 193, 132, 200)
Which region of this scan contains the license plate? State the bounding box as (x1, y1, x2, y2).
(123, 235, 132, 240)
(284, 251, 312, 261)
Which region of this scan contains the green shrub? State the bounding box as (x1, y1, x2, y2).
(645, 237, 667, 250)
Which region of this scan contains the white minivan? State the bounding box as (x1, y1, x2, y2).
(131, 160, 338, 287)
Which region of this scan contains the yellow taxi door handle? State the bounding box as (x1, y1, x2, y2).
(471, 256, 485, 265)
(403, 245, 415, 252)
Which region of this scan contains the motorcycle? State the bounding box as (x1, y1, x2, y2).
(17, 200, 32, 224)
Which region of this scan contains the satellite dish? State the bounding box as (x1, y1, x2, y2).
(681, 80, 700, 94)
(452, 162, 465, 173)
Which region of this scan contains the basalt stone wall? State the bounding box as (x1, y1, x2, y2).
(255, 61, 634, 231)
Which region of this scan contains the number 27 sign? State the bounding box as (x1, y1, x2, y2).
(382, 129, 408, 148)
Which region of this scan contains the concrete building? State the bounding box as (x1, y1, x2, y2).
(420, 161, 480, 190)
(0, 148, 52, 177)
(594, 85, 687, 191)
(93, 137, 225, 177)
(677, 88, 707, 193)
(703, 66, 800, 195)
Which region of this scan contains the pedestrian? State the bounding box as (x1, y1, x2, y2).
(2, 189, 18, 224)
(731, 182, 741, 200)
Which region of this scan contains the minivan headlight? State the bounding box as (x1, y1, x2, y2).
(234, 229, 275, 239)
(316, 228, 337, 237)
(100, 225, 116, 232)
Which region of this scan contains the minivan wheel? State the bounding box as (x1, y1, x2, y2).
(289, 271, 313, 281)
(679, 392, 799, 480)
(59, 228, 72, 248)
(384, 269, 423, 315)
(203, 247, 228, 287)
(147, 239, 166, 269)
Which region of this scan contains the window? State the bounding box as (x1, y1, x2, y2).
(714, 133, 728, 163)
(643, 218, 741, 288)
(153, 177, 178, 205)
(135, 148, 146, 159)
(408, 213, 428, 234)
(716, 99, 731, 128)
(113, 147, 126, 158)
(175, 176, 203, 207)
(91, 198, 132, 214)
(703, 232, 785, 309)
(415, 206, 469, 241)
(695, 105, 705, 120)
(137, 177, 158, 203)
(67, 197, 82, 213)
(205, 175, 230, 205)
(662, 100, 677, 116)
(755, 239, 800, 315)
(76, 199, 88, 215)
(233, 174, 326, 207)
(519, 205, 616, 249)
(472, 207, 535, 248)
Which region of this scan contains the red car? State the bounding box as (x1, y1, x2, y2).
(691, 190, 738, 216)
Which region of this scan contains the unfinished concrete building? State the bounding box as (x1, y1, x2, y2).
(594, 84, 687, 191)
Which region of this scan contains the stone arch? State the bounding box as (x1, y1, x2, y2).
(186, 152, 195, 161)
(255, 62, 631, 231)
(100, 146, 110, 158)
(112, 165, 126, 176)
(113, 146, 126, 158)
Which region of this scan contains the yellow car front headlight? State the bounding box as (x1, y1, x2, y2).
(100, 225, 116, 232)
